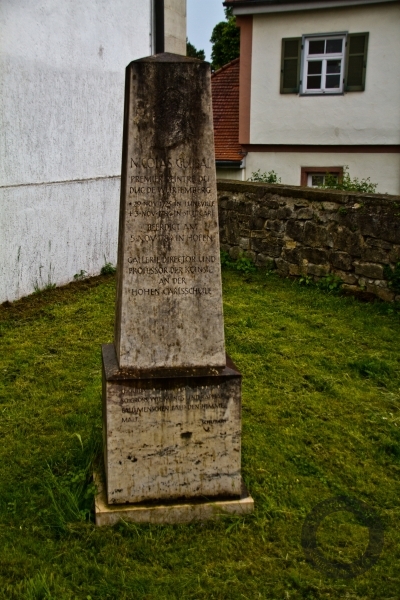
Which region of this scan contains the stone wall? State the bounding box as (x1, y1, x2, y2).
(217, 180, 400, 302)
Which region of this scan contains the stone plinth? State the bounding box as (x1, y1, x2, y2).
(102, 344, 241, 505)
(94, 471, 254, 526)
(114, 53, 225, 371)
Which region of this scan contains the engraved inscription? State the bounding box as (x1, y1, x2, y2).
(115, 58, 225, 370)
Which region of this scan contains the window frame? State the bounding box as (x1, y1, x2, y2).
(301, 166, 343, 187)
(299, 31, 348, 96)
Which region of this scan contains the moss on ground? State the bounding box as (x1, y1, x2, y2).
(0, 271, 399, 599)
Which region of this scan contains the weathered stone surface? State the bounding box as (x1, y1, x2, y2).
(321, 202, 341, 212)
(296, 208, 313, 220)
(289, 263, 301, 276)
(275, 258, 290, 276)
(333, 270, 357, 284)
(365, 284, 395, 302)
(251, 236, 282, 257)
(103, 345, 241, 504)
(217, 180, 400, 302)
(389, 245, 400, 263)
(330, 225, 362, 256)
(229, 246, 242, 260)
(115, 54, 225, 370)
(365, 237, 392, 250)
(266, 220, 284, 233)
(260, 198, 279, 209)
(257, 207, 277, 219)
(302, 247, 329, 264)
(361, 246, 389, 264)
(354, 262, 385, 279)
(95, 471, 254, 526)
(282, 247, 301, 263)
(256, 253, 275, 267)
(286, 220, 304, 242)
(276, 206, 292, 219)
(250, 215, 266, 230)
(358, 214, 400, 244)
(304, 221, 327, 247)
(307, 263, 330, 277)
(330, 251, 353, 271)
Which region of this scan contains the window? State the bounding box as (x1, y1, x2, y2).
(280, 33, 369, 94)
(301, 167, 343, 187)
(303, 35, 345, 94)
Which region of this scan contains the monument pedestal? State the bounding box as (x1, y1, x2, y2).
(96, 344, 253, 523)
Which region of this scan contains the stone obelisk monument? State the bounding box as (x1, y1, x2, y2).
(96, 54, 253, 525)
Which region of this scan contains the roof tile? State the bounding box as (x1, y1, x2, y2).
(211, 58, 242, 162)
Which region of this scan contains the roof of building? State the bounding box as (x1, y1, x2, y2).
(211, 58, 242, 163)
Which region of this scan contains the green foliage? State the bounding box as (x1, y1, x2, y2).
(101, 262, 117, 276)
(384, 262, 400, 294)
(298, 273, 343, 293)
(43, 432, 99, 531)
(186, 38, 205, 61)
(298, 275, 314, 287)
(33, 282, 56, 294)
(221, 250, 256, 273)
(1, 272, 400, 598)
(74, 269, 87, 280)
(247, 169, 281, 184)
(210, 7, 240, 70)
(320, 166, 378, 193)
(349, 357, 392, 380)
(317, 273, 343, 292)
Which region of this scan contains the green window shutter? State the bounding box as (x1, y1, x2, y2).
(344, 32, 369, 92)
(280, 37, 301, 94)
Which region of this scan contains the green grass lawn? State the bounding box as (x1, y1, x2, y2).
(0, 270, 399, 599)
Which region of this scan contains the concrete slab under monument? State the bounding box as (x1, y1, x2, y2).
(96, 53, 253, 525)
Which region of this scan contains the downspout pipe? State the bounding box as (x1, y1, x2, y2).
(155, 0, 165, 53)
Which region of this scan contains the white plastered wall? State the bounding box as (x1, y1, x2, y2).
(164, 0, 187, 55)
(250, 2, 400, 145)
(0, 0, 153, 303)
(216, 168, 246, 181)
(244, 152, 400, 194)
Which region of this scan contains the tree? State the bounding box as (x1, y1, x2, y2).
(210, 7, 240, 71)
(186, 39, 205, 61)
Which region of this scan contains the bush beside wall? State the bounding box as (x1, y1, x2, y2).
(217, 180, 400, 302)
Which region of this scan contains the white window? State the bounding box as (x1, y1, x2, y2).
(302, 35, 345, 94)
(307, 173, 338, 187)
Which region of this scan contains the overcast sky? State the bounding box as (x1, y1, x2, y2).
(187, 0, 226, 62)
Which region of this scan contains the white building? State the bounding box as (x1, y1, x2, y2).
(0, 0, 186, 303)
(221, 0, 400, 193)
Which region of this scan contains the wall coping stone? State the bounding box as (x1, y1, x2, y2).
(217, 180, 400, 208)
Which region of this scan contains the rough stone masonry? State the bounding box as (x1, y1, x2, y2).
(217, 181, 400, 303)
(100, 54, 250, 515)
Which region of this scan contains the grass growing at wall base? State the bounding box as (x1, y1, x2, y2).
(0, 271, 400, 599)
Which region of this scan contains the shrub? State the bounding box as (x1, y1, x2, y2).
(320, 167, 378, 194)
(221, 251, 256, 273)
(247, 170, 281, 184)
(384, 262, 400, 294)
(101, 262, 116, 276)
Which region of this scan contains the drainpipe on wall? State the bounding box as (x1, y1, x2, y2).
(155, 0, 165, 54)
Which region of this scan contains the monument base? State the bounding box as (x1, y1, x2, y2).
(94, 471, 254, 526)
(102, 344, 243, 505)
